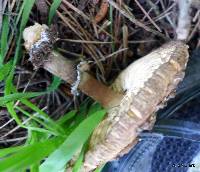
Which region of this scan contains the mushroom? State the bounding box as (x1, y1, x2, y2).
(23, 23, 189, 172)
(23, 23, 123, 108)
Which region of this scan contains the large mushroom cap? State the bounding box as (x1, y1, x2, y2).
(82, 41, 189, 171)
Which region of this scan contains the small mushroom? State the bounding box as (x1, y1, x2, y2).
(23, 23, 189, 172)
(23, 23, 48, 50)
(23, 23, 122, 108)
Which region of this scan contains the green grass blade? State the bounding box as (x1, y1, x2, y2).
(94, 165, 104, 172)
(88, 103, 102, 115)
(4, 98, 58, 135)
(72, 143, 88, 172)
(14, 0, 35, 65)
(47, 76, 61, 92)
(0, 138, 63, 172)
(20, 0, 36, 32)
(0, 92, 46, 106)
(0, 15, 9, 65)
(48, 0, 62, 25)
(0, 146, 25, 158)
(28, 123, 43, 172)
(30, 164, 39, 172)
(72, 151, 84, 172)
(20, 99, 65, 135)
(56, 110, 77, 126)
(6, 103, 58, 135)
(3, 22, 64, 137)
(1, 75, 62, 106)
(6, 102, 22, 125)
(16, 106, 61, 136)
(0, 60, 12, 81)
(40, 110, 106, 172)
(4, 0, 35, 98)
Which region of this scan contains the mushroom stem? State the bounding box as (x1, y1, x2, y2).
(45, 51, 77, 85)
(44, 51, 123, 108)
(23, 23, 123, 108)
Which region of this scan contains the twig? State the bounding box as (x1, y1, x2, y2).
(160, 0, 176, 30)
(143, 0, 160, 21)
(56, 10, 106, 75)
(103, 47, 128, 60)
(62, 0, 90, 20)
(187, 16, 200, 41)
(176, 0, 192, 40)
(122, 25, 128, 63)
(1, 107, 47, 138)
(60, 38, 113, 44)
(107, 0, 167, 39)
(0, 136, 27, 143)
(134, 0, 162, 32)
(193, 9, 200, 22)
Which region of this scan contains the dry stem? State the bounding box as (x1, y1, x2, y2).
(176, 0, 192, 40)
